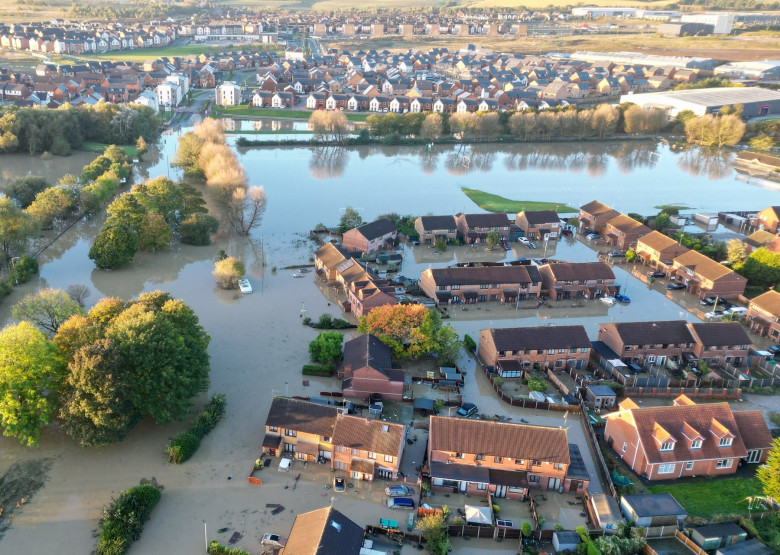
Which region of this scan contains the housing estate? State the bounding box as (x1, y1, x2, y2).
(514, 210, 561, 240)
(263, 397, 405, 480)
(454, 213, 512, 244)
(669, 249, 747, 300)
(603, 395, 771, 479)
(282, 506, 364, 555)
(538, 262, 617, 300)
(420, 264, 542, 305)
(427, 416, 589, 498)
(747, 290, 780, 342)
(341, 218, 397, 254)
(340, 334, 405, 402)
(478, 325, 591, 371)
(687, 322, 752, 367)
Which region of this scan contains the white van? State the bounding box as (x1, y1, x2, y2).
(727, 306, 748, 317)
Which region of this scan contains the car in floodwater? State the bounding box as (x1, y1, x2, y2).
(615, 293, 630, 304)
(600, 296, 616, 306)
(666, 282, 686, 290)
(457, 402, 478, 417)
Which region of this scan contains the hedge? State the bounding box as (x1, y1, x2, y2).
(463, 334, 476, 353)
(96, 484, 161, 555)
(166, 394, 226, 463)
(208, 541, 249, 555)
(302, 364, 334, 376)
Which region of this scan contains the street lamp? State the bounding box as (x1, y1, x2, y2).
(203, 520, 208, 553)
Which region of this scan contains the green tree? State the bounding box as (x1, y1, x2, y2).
(358, 304, 458, 360)
(486, 229, 501, 249)
(103, 144, 126, 165)
(749, 133, 774, 152)
(727, 239, 747, 265)
(417, 513, 450, 555)
(25, 186, 76, 229)
(172, 132, 203, 177)
(89, 219, 140, 269)
(420, 112, 443, 140)
(738, 247, 780, 287)
(338, 206, 363, 233)
(308, 331, 344, 365)
(179, 213, 219, 246)
(0, 321, 66, 446)
(138, 213, 172, 251)
(136, 136, 148, 156)
(11, 288, 85, 334)
(653, 212, 672, 231)
(133, 176, 185, 226)
(0, 196, 39, 262)
(6, 175, 49, 208)
(213, 257, 245, 289)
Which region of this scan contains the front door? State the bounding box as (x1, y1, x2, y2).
(547, 477, 561, 491)
(657, 356, 666, 367)
(460, 481, 467, 492)
(747, 449, 761, 463)
(495, 485, 507, 498)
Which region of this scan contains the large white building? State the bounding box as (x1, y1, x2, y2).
(567, 50, 716, 70)
(714, 60, 780, 81)
(680, 13, 735, 35)
(620, 87, 780, 117)
(156, 73, 190, 110)
(215, 81, 241, 106)
(132, 89, 159, 112)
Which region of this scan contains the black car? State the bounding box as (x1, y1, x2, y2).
(666, 282, 686, 290)
(647, 271, 665, 278)
(457, 402, 478, 417)
(699, 297, 717, 306)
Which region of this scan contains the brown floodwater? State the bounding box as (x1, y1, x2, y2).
(0, 151, 98, 190)
(0, 131, 778, 554)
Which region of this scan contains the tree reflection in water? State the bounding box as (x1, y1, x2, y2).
(676, 146, 733, 180)
(309, 146, 347, 179)
(613, 142, 661, 174)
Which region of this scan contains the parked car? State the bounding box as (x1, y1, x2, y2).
(600, 296, 616, 306)
(609, 251, 626, 257)
(727, 306, 748, 317)
(385, 485, 413, 497)
(647, 270, 665, 278)
(333, 477, 346, 492)
(666, 282, 686, 290)
(457, 402, 478, 417)
(528, 241, 538, 249)
(562, 229, 574, 237)
(615, 293, 630, 304)
(502, 242, 511, 250)
(705, 310, 725, 321)
(586, 233, 600, 241)
(518, 237, 531, 246)
(628, 363, 642, 375)
(768, 345, 780, 356)
(386, 497, 415, 510)
(261, 533, 287, 548)
(699, 297, 717, 306)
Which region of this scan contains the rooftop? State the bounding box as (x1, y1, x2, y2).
(487, 325, 591, 351)
(622, 493, 686, 517)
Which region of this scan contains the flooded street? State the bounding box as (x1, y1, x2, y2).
(0, 131, 778, 554)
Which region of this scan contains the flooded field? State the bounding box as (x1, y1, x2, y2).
(0, 150, 98, 190)
(0, 133, 778, 554)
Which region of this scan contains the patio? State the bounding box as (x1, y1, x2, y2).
(528, 491, 590, 531)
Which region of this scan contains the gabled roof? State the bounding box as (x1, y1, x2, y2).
(674, 250, 743, 283)
(606, 213, 651, 235)
(417, 215, 457, 230)
(265, 397, 338, 437)
(638, 231, 689, 258)
(516, 209, 559, 225)
(580, 200, 618, 216)
(609, 320, 694, 345)
(428, 265, 537, 287)
(541, 262, 615, 282)
(314, 242, 349, 269)
(283, 507, 363, 555)
(689, 322, 751, 347)
(732, 411, 772, 450)
(342, 333, 392, 372)
(351, 218, 396, 240)
(750, 290, 780, 316)
(487, 325, 591, 351)
(333, 415, 404, 455)
(457, 212, 511, 228)
(430, 416, 569, 463)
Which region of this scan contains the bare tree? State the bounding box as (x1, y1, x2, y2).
(420, 113, 443, 140)
(591, 104, 619, 139)
(225, 186, 266, 235)
(66, 284, 91, 308)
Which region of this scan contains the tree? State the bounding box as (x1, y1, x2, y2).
(308, 331, 344, 365)
(26, 186, 76, 229)
(749, 133, 774, 153)
(449, 112, 477, 141)
(758, 439, 780, 509)
(486, 229, 501, 249)
(225, 185, 266, 235)
(138, 213, 172, 251)
(103, 144, 126, 165)
(66, 284, 91, 308)
(89, 219, 140, 269)
(418, 513, 450, 555)
(59, 338, 139, 446)
(6, 175, 49, 210)
(179, 213, 219, 246)
(136, 136, 148, 156)
(727, 239, 747, 265)
(11, 288, 85, 334)
(420, 113, 443, 140)
(0, 321, 66, 446)
(172, 132, 204, 177)
(213, 257, 245, 289)
(591, 104, 619, 139)
(653, 212, 672, 231)
(339, 206, 363, 233)
(0, 196, 39, 263)
(737, 247, 780, 287)
(685, 114, 745, 147)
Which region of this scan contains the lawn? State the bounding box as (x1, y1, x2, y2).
(212, 105, 370, 122)
(461, 187, 576, 214)
(79, 142, 138, 158)
(648, 476, 764, 519)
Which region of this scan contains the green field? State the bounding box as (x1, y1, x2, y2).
(461, 187, 576, 214)
(79, 142, 138, 158)
(82, 44, 279, 62)
(212, 105, 370, 122)
(648, 476, 764, 519)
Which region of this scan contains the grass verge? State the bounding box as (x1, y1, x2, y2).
(461, 187, 576, 213)
(648, 476, 763, 519)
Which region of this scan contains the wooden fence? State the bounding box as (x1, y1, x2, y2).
(482, 365, 581, 413)
(416, 507, 442, 518)
(675, 530, 707, 555)
(546, 369, 571, 395)
(623, 386, 741, 399)
(643, 525, 679, 539)
(446, 525, 521, 540)
(580, 411, 618, 498)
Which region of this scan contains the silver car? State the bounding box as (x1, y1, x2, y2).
(385, 485, 413, 497)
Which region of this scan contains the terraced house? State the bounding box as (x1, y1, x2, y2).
(597, 320, 695, 367)
(454, 212, 512, 244)
(514, 209, 561, 240)
(420, 264, 542, 305)
(342, 218, 397, 255)
(747, 290, 780, 343)
(538, 262, 617, 300)
(604, 395, 771, 479)
(478, 324, 592, 372)
(413, 215, 458, 244)
(427, 416, 589, 498)
(262, 397, 405, 481)
(635, 231, 690, 273)
(578, 200, 620, 234)
(670, 249, 747, 300)
(604, 214, 652, 250)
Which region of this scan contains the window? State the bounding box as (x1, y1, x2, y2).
(719, 437, 733, 447)
(336, 446, 345, 452)
(565, 280, 573, 285)
(555, 360, 562, 368)
(558, 348, 566, 354)
(515, 459, 525, 465)
(658, 464, 675, 474)
(368, 452, 376, 460)
(438, 285, 448, 291)
(494, 456, 503, 463)
(475, 454, 485, 461)
(456, 453, 464, 459)
(268, 426, 278, 432)
(532, 460, 541, 467)
(622, 442, 627, 453)
(691, 440, 701, 449)
(660, 441, 674, 451)
(334, 461, 347, 470)
(529, 475, 540, 483)
(285, 429, 297, 437)
(685, 461, 693, 470)
(477, 483, 487, 490)
(581, 347, 589, 353)
(321, 436, 331, 443)
(480, 284, 489, 289)
(596, 279, 604, 284)
(351, 448, 359, 455)
(384, 455, 393, 463)
(451, 285, 460, 290)
(647, 356, 656, 363)
(716, 459, 732, 469)
(547, 349, 555, 355)
(554, 463, 564, 470)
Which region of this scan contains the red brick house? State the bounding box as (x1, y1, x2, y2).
(578, 200, 620, 233)
(340, 334, 405, 401)
(414, 215, 457, 244)
(346, 273, 397, 318)
(515, 209, 561, 240)
(747, 290, 780, 343)
(420, 264, 542, 305)
(332, 416, 405, 480)
(755, 206, 780, 233)
(687, 322, 752, 367)
(428, 416, 589, 498)
(283, 507, 365, 554)
(341, 218, 397, 255)
(454, 212, 512, 244)
(604, 395, 771, 480)
(635, 231, 690, 274)
(598, 320, 695, 366)
(538, 262, 617, 300)
(604, 214, 652, 250)
(670, 250, 747, 300)
(478, 325, 591, 372)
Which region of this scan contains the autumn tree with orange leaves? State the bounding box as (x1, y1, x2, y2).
(358, 304, 460, 364)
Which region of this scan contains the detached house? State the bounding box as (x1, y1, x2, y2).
(755, 206, 780, 233)
(578, 200, 620, 234)
(636, 231, 690, 274)
(454, 212, 511, 244)
(414, 215, 457, 244)
(283, 507, 364, 555)
(747, 290, 780, 342)
(670, 250, 746, 300)
(538, 262, 617, 300)
(515, 209, 560, 240)
(478, 325, 591, 372)
(420, 264, 542, 306)
(604, 395, 772, 480)
(604, 214, 651, 250)
(428, 416, 589, 498)
(342, 218, 397, 254)
(598, 320, 695, 367)
(340, 334, 405, 401)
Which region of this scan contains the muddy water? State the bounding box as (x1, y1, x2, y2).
(0, 134, 778, 554)
(0, 151, 98, 190)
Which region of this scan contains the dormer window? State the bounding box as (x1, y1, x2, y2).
(691, 440, 701, 449)
(719, 437, 732, 447)
(660, 441, 674, 451)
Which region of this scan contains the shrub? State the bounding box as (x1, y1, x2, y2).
(0, 278, 13, 301)
(302, 364, 334, 376)
(208, 541, 249, 555)
(179, 213, 219, 246)
(463, 334, 476, 353)
(166, 432, 200, 463)
(96, 484, 161, 555)
(522, 521, 533, 537)
(13, 255, 38, 283)
(528, 377, 547, 392)
(213, 257, 245, 289)
(625, 249, 636, 262)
